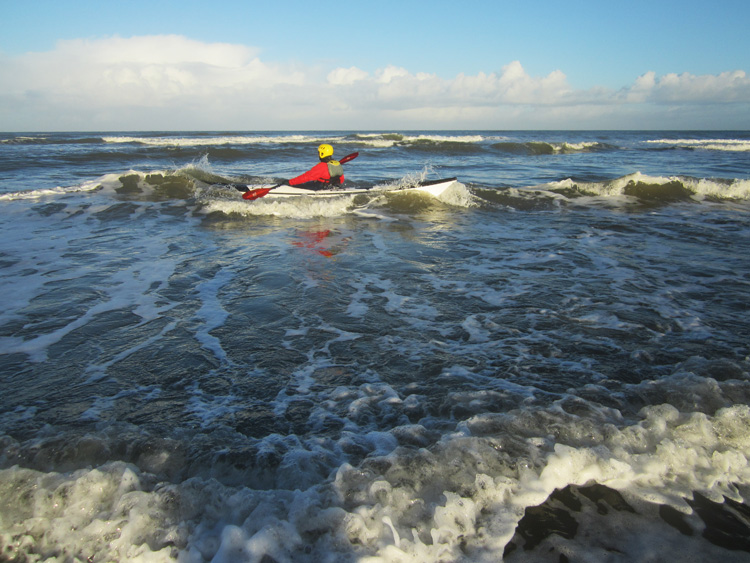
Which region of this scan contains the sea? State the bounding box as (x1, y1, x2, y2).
(1, 130, 749, 562)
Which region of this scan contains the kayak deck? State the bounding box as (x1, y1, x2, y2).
(232, 177, 459, 200)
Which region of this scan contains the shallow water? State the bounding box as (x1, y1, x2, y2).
(1, 131, 750, 561)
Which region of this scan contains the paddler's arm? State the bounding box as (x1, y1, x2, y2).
(288, 162, 329, 186)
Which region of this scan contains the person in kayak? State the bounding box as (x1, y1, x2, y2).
(287, 144, 345, 190)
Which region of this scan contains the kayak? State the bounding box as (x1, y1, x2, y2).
(227, 177, 459, 200)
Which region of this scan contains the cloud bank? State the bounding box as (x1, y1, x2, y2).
(1, 35, 748, 130)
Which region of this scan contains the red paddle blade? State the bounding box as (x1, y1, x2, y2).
(243, 188, 272, 200)
(339, 152, 359, 164)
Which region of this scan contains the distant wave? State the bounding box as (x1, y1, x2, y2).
(4, 133, 622, 155)
(0, 135, 105, 145)
(348, 133, 487, 148)
(92, 133, 499, 158)
(646, 138, 750, 152)
(6, 133, 749, 154)
(98, 133, 619, 155)
(101, 134, 339, 147)
(491, 140, 617, 155)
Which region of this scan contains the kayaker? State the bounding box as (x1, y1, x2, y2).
(287, 144, 345, 190)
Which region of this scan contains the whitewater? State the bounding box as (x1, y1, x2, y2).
(1, 130, 749, 562)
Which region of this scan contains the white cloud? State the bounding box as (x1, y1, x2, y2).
(324, 61, 574, 110)
(327, 66, 369, 86)
(634, 69, 750, 103)
(62, 35, 256, 67)
(375, 65, 411, 84)
(0, 35, 748, 130)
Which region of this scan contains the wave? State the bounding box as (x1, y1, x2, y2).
(0, 135, 106, 145)
(0, 164, 472, 219)
(348, 133, 487, 149)
(5, 163, 748, 216)
(101, 132, 493, 150)
(97, 132, 500, 151)
(0, 165, 211, 203)
(492, 140, 617, 155)
(7, 133, 748, 155)
(2, 379, 749, 561)
(348, 133, 617, 155)
(95, 133, 621, 155)
(645, 138, 750, 152)
(559, 172, 750, 202)
(472, 172, 750, 211)
(0, 179, 105, 201)
(3, 132, 623, 156)
(101, 134, 341, 147)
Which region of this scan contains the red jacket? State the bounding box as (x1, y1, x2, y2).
(288, 161, 344, 186)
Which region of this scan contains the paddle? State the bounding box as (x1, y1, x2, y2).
(238, 152, 359, 200)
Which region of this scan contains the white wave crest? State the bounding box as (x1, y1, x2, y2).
(646, 138, 750, 152)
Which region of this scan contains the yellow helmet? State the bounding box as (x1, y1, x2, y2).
(318, 144, 334, 159)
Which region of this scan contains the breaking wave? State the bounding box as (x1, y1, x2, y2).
(646, 138, 750, 152)
(491, 140, 617, 155)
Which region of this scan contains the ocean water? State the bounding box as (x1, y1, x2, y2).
(1, 131, 749, 562)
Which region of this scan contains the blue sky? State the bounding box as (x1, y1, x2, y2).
(1, 0, 748, 130)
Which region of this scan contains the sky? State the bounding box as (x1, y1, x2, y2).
(0, 0, 749, 131)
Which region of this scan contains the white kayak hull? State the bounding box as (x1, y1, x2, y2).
(241, 177, 459, 200)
